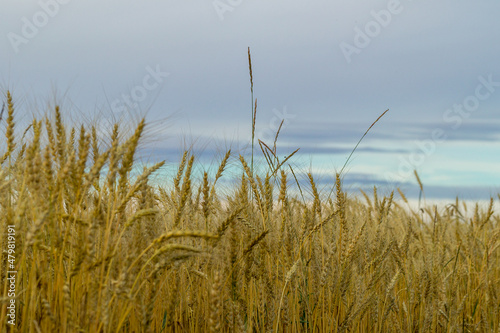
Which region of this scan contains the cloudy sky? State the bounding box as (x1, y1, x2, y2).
(1, 0, 499, 200)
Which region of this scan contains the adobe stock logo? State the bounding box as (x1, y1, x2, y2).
(7, 0, 71, 54)
(255, 106, 296, 143)
(212, 0, 244, 21)
(383, 74, 499, 186)
(99, 64, 170, 134)
(110, 65, 170, 114)
(340, 0, 405, 64)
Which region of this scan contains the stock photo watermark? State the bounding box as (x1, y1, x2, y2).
(109, 65, 170, 115)
(340, 0, 408, 64)
(7, 0, 72, 54)
(384, 74, 499, 185)
(256, 106, 296, 143)
(212, 0, 244, 21)
(4, 224, 17, 326)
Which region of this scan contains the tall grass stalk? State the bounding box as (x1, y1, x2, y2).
(248, 47, 255, 175)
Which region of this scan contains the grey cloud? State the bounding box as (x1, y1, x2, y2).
(280, 119, 500, 146)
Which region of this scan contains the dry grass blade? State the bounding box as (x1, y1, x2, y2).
(273, 119, 284, 153)
(270, 148, 299, 178)
(328, 109, 388, 200)
(0, 101, 4, 123)
(258, 139, 275, 171)
(341, 108, 388, 175)
(289, 164, 305, 204)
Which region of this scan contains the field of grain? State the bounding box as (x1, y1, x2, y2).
(0, 85, 499, 333)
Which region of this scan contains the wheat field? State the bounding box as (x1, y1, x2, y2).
(1, 77, 500, 333)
